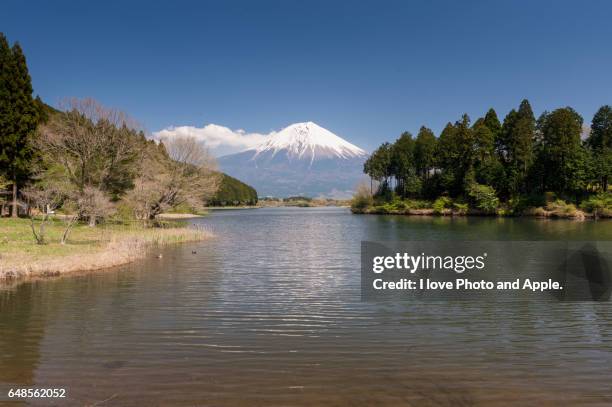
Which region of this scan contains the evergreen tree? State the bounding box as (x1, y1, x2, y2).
(513, 99, 536, 173)
(390, 132, 418, 197)
(498, 100, 536, 196)
(472, 120, 502, 187)
(0, 36, 38, 217)
(482, 108, 502, 140)
(588, 105, 612, 191)
(0, 34, 11, 173)
(414, 126, 436, 180)
(363, 142, 392, 195)
(436, 115, 475, 196)
(537, 107, 586, 196)
(362, 101, 606, 207)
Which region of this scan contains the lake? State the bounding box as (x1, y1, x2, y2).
(1, 208, 611, 406)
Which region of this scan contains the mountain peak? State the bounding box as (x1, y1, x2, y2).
(254, 121, 366, 160)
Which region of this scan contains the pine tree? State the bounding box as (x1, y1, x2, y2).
(498, 100, 536, 196)
(390, 132, 417, 197)
(414, 126, 436, 180)
(0, 37, 38, 217)
(588, 105, 612, 191)
(483, 108, 502, 140)
(0, 34, 11, 166)
(0, 33, 13, 214)
(436, 115, 475, 196)
(513, 99, 536, 173)
(538, 107, 585, 196)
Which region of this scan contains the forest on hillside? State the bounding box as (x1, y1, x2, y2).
(208, 174, 258, 206)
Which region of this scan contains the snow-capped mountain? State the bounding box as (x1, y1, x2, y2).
(254, 122, 366, 161)
(218, 122, 368, 198)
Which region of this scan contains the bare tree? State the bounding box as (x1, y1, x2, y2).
(37, 98, 140, 225)
(78, 186, 115, 227)
(59, 202, 80, 245)
(127, 136, 220, 222)
(38, 98, 137, 189)
(21, 184, 64, 244)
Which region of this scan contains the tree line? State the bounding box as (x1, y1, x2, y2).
(0, 33, 219, 243)
(364, 99, 611, 210)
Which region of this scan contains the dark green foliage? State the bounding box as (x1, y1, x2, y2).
(414, 126, 436, 180)
(390, 132, 419, 197)
(482, 108, 502, 140)
(33, 96, 58, 124)
(0, 34, 43, 216)
(497, 100, 536, 196)
(435, 115, 476, 196)
(536, 107, 586, 196)
(362, 100, 609, 212)
(467, 183, 499, 213)
(0, 36, 38, 188)
(363, 142, 392, 183)
(588, 105, 612, 149)
(208, 173, 257, 206)
(580, 192, 612, 217)
(588, 105, 612, 191)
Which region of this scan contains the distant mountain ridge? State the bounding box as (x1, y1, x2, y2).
(218, 122, 368, 198)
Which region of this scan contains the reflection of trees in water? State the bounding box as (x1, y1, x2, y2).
(0, 283, 46, 385)
(372, 215, 612, 240)
(0, 268, 146, 387)
(0, 243, 222, 392)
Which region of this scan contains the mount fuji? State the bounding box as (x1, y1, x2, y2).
(217, 122, 368, 198)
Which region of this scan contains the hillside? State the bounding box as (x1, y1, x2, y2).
(208, 173, 258, 206)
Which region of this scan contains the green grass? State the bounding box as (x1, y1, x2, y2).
(0, 217, 211, 278)
(0, 217, 116, 257)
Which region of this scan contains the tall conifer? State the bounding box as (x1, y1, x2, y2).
(0, 36, 38, 216)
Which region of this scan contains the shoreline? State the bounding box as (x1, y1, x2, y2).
(156, 213, 207, 219)
(351, 207, 609, 220)
(0, 224, 212, 282)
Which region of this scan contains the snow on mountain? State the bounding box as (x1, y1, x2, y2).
(254, 121, 366, 161)
(218, 122, 368, 198)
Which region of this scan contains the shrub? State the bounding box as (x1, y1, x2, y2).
(112, 201, 136, 223)
(453, 202, 468, 215)
(433, 197, 453, 214)
(580, 192, 612, 217)
(507, 193, 546, 215)
(546, 199, 577, 217)
(404, 199, 432, 210)
(351, 183, 374, 210)
(467, 183, 499, 214)
(390, 199, 408, 210)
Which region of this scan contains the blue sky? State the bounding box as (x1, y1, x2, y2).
(2, 0, 612, 154)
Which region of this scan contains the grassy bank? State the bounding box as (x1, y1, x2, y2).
(352, 193, 612, 220)
(0, 218, 211, 280)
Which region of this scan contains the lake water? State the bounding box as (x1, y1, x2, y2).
(1, 208, 611, 406)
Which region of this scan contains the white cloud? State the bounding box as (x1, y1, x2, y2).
(152, 124, 272, 157)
